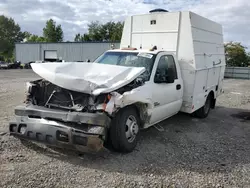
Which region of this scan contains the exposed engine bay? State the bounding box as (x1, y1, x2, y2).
(26, 77, 145, 115)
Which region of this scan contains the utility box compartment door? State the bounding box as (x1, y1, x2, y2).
(44, 50, 57, 60)
(131, 12, 180, 51)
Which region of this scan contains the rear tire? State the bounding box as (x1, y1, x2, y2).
(109, 106, 140, 153)
(194, 94, 212, 118)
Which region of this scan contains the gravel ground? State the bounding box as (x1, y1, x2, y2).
(0, 69, 250, 188)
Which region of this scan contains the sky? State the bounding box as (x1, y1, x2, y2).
(0, 0, 250, 47)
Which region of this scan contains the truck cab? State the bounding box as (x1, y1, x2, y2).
(94, 49, 183, 127)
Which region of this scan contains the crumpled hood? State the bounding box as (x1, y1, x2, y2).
(31, 62, 145, 95)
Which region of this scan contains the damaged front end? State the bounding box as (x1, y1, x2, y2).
(9, 77, 146, 152)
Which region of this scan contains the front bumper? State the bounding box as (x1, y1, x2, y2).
(9, 105, 111, 152)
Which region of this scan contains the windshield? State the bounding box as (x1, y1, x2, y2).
(94, 51, 156, 81)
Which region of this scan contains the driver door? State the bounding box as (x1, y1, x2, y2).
(149, 53, 183, 125)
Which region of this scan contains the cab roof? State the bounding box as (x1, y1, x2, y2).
(107, 49, 162, 54)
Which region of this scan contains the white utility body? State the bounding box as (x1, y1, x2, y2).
(119, 10, 225, 120)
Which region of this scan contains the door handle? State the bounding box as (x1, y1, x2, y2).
(176, 84, 181, 90)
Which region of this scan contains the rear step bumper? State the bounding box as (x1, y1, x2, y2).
(9, 105, 111, 152)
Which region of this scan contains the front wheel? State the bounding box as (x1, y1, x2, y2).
(194, 94, 212, 118)
(109, 106, 140, 153)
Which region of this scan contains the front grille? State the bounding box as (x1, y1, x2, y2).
(49, 90, 75, 107)
(39, 84, 91, 111)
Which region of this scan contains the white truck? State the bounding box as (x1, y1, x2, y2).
(9, 9, 225, 153)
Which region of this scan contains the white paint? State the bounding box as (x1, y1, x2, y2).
(121, 10, 226, 114)
(31, 62, 145, 95)
(148, 52, 183, 125)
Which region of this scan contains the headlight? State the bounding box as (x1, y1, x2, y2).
(26, 82, 33, 93)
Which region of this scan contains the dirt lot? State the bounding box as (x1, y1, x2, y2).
(0, 69, 250, 188)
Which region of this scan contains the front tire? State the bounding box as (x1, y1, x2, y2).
(109, 106, 140, 153)
(194, 94, 212, 118)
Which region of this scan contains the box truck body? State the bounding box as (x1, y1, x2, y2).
(121, 11, 226, 113)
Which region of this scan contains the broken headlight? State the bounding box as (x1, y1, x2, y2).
(25, 82, 37, 104)
(26, 82, 34, 94)
(26, 82, 36, 94)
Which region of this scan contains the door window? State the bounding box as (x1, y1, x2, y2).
(154, 55, 178, 83)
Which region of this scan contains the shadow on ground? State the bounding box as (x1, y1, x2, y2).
(19, 106, 250, 176)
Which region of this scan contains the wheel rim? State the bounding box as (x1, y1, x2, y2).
(204, 96, 211, 114)
(125, 115, 139, 143)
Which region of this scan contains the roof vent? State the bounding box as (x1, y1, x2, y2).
(149, 8, 168, 13)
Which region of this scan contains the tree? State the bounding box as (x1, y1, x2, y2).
(74, 33, 80, 42)
(75, 21, 124, 42)
(26, 34, 46, 42)
(74, 33, 83, 42)
(74, 33, 91, 42)
(0, 15, 25, 60)
(224, 42, 249, 67)
(43, 19, 63, 42)
(100, 21, 124, 41)
(23, 31, 31, 40)
(111, 21, 124, 41)
(87, 21, 102, 41)
(83, 34, 90, 41)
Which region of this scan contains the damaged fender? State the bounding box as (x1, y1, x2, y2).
(104, 84, 154, 126)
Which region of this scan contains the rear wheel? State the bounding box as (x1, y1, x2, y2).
(109, 106, 140, 153)
(194, 94, 212, 118)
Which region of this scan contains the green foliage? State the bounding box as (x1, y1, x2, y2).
(74, 33, 90, 42)
(74, 33, 82, 42)
(0, 15, 25, 60)
(26, 34, 46, 42)
(23, 31, 31, 39)
(23, 19, 63, 43)
(83, 34, 90, 41)
(74, 21, 124, 42)
(225, 42, 250, 67)
(43, 19, 63, 42)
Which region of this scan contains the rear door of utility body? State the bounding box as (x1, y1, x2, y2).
(149, 52, 183, 125)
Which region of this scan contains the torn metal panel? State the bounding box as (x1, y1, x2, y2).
(104, 85, 154, 121)
(31, 62, 145, 95)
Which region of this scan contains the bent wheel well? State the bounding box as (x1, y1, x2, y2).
(129, 103, 150, 128)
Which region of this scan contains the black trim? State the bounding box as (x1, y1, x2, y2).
(14, 105, 111, 127)
(176, 84, 181, 90)
(149, 9, 168, 13)
(9, 120, 103, 152)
